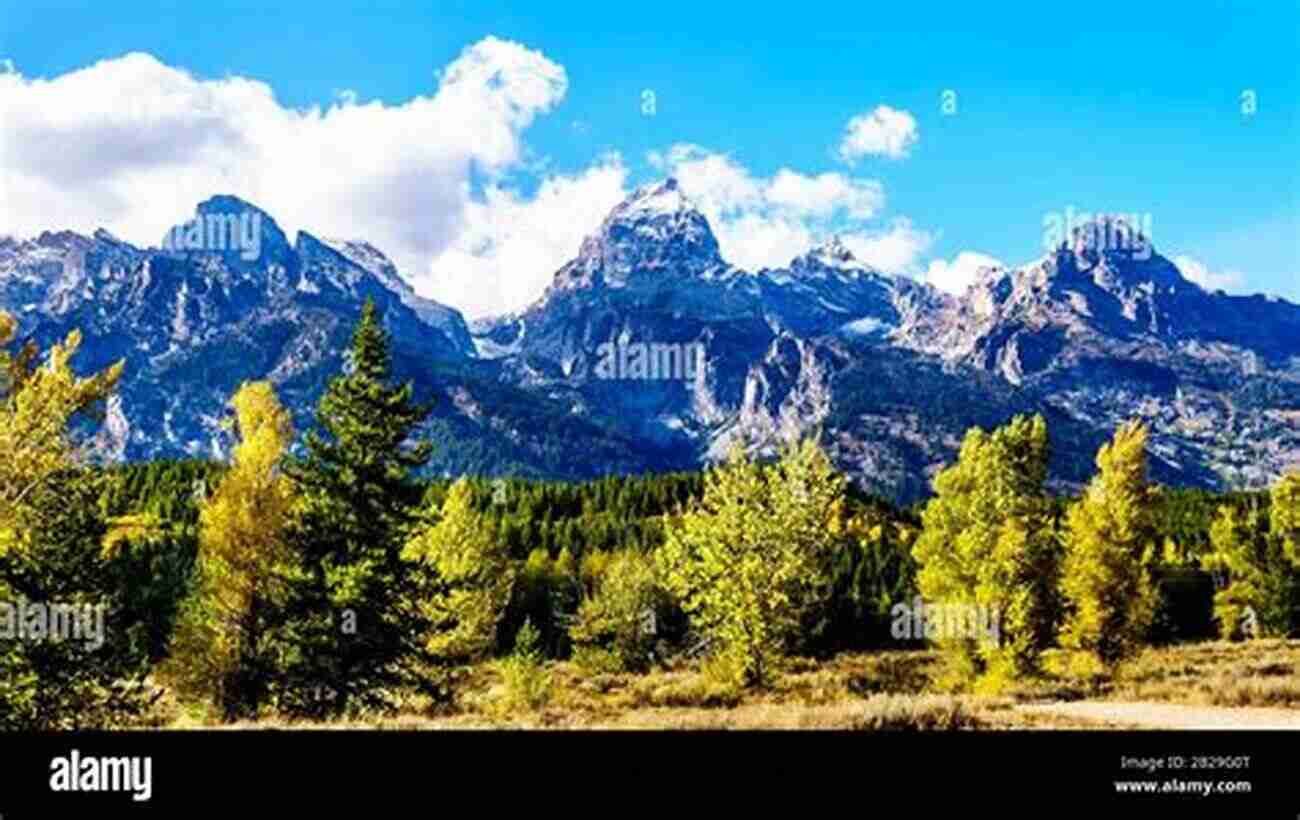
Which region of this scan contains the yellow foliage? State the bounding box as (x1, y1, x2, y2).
(659, 437, 844, 688)
(1058, 421, 1158, 675)
(102, 512, 168, 557)
(0, 313, 123, 554)
(912, 414, 1058, 689)
(402, 478, 515, 662)
(163, 381, 296, 719)
(1271, 472, 1300, 567)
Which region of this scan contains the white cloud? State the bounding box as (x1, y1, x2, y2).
(648, 145, 764, 215)
(1173, 255, 1246, 293)
(837, 220, 936, 276)
(925, 251, 1004, 294)
(0, 38, 567, 293)
(837, 105, 918, 163)
(421, 157, 630, 318)
(648, 144, 907, 272)
(0, 47, 936, 318)
(765, 169, 883, 219)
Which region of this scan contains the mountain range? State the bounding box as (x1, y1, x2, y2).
(3, 180, 1298, 502)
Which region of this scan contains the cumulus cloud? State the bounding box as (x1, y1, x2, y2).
(0, 38, 566, 291)
(840, 220, 937, 276)
(1172, 255, 1246, 293)
(0, 47, 936, 317)
(646, 144, 921, 273)
(765, 169, 883, 219)
(925, 251, 1004, 294)
(423, 156, 630, 317)
(837, 105, 918, 163)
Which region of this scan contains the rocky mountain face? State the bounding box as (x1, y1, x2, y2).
(3, 184, 1297, 501)
(896, 220, 1300, 491)
(0, 195, 471, 461)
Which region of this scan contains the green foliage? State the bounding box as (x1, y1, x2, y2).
(162, 382, 298, 722)
(1059, 421, 1159, 677)
(0, 470, 158, 729)
(276, 299, 441, 718)
(1201, 473, 1300, 639)
(403, 478, 515, 663)
(912, 415, 1061, 692)
(570, 550, 668, 673)
(811, 501, 919, 654)
(11, 306, 1288, 724)
(659, 437, 844, 688)
(0, 313, 153, 728)
(422, 471, 705, 560)
(499, 619, 551, 711)
(98, 459, 222, 663)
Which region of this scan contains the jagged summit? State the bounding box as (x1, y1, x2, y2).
(595, 177, 716, 248)
(1036, 215, 1191, 294)
(1058, 214, 1151, 255)
(1042, 214, 1163, 278)
(789, 235, 877, 276)
(160, 194, 292, 264)
(563, 177, 725, 286)
(7, 187, 1300, 501)
(195, 194, 270, 217)
(618, 177, 694, 218)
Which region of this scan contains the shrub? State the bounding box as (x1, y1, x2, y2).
(500, 619, 551, 712)
(570, 550, 667, 674)
(852, 694, 986, 731)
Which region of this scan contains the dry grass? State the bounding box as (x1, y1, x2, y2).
(171, 639, 1300, 730)
(1109, 639, 1300, 708)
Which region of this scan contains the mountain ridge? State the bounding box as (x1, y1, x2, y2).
(3, 182, 1297, 501)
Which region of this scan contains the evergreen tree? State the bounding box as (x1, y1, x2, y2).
(276, 299, 437, 717)
(1058, 421, 1159, 676)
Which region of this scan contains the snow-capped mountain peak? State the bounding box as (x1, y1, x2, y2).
(619, 177, 692, 217)
(789, 235, 876, 278)
(554, 177, 726, 290)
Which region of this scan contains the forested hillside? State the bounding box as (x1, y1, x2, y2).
(1, 302, 1296, 729)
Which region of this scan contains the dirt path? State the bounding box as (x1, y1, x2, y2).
(1016, 700, 1300, 730)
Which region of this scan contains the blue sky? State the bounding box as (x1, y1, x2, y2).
(0, 0, 1296, 315)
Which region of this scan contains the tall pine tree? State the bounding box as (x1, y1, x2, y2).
(275, 299, 438, 718)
